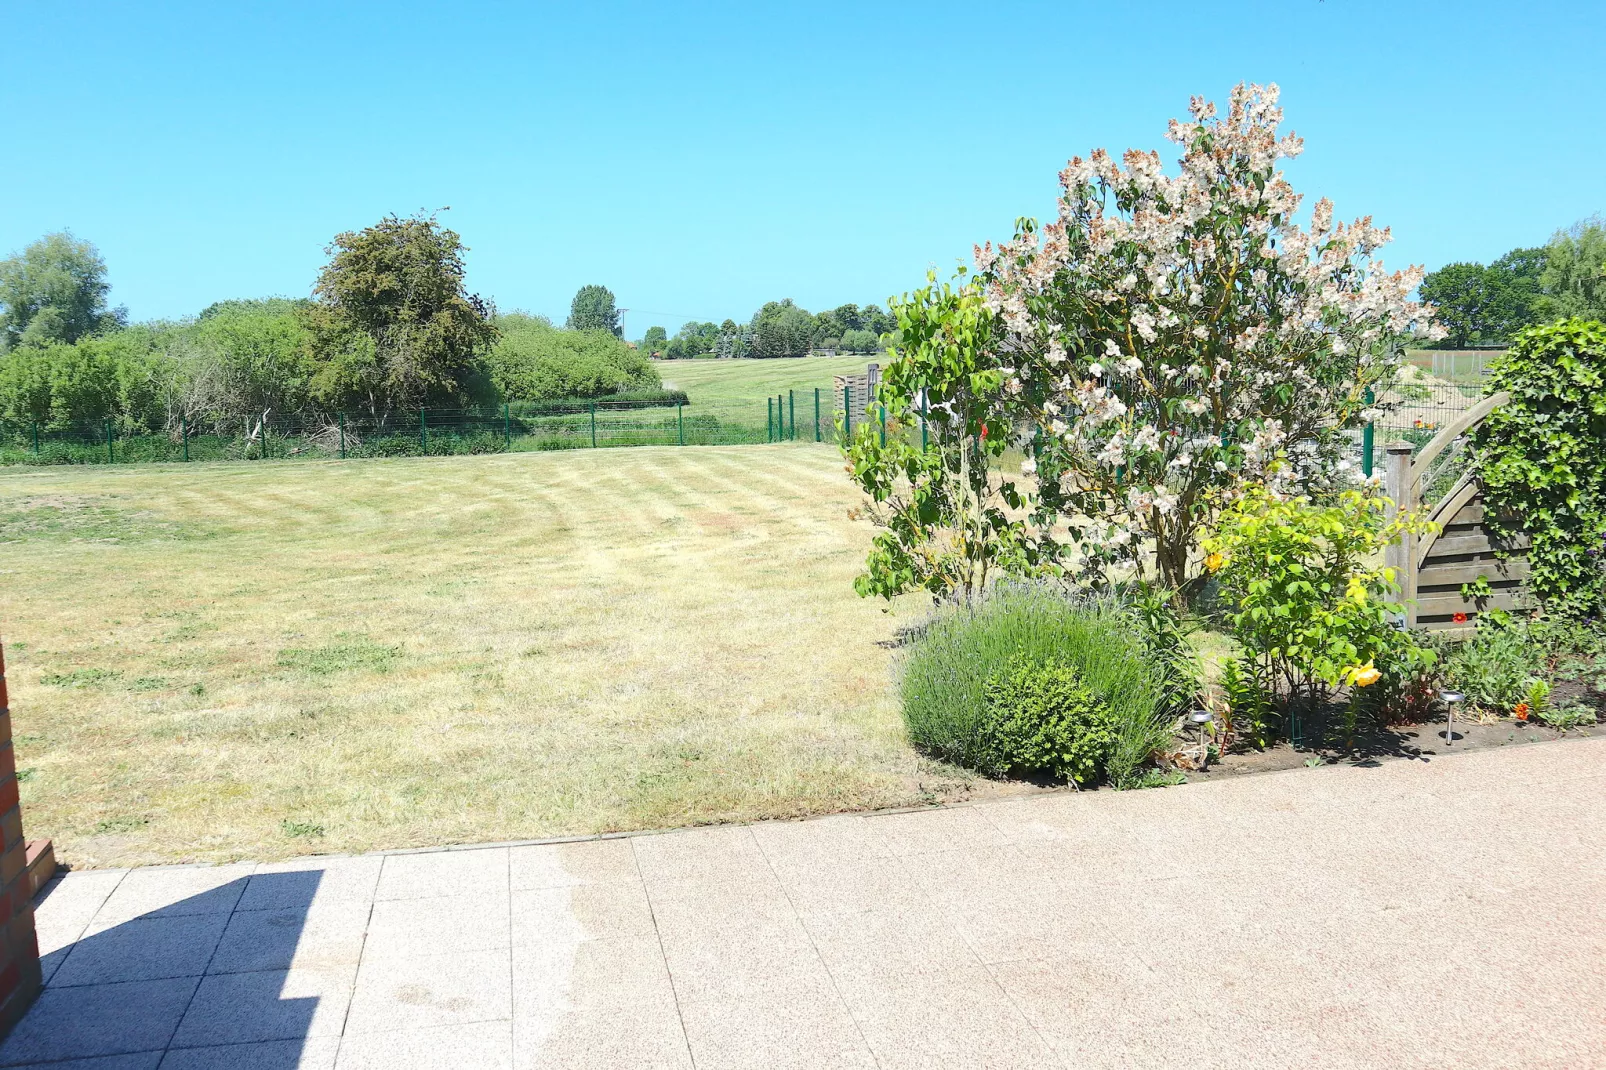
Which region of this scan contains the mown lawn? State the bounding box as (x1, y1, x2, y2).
(0, 445, 974, 867)
(658, 355, 879, 423)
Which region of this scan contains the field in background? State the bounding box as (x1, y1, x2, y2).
(0, 446, 982, 868)
(660, 355, 879, 423)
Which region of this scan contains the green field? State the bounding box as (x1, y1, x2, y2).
(659, 355, 881, 423)
(0, 446, 1007, 868)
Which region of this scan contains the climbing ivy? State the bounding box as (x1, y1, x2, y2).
(1473, 319, 1606, 617)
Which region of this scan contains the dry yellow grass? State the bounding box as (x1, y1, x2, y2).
(0, 446, 986, 867)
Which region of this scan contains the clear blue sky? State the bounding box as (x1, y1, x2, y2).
(3, 0, 1601, 334)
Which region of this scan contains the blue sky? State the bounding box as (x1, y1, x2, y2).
(3, 1, 1601, 334)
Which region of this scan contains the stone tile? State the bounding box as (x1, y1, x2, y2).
(159, 1035, 342, 1069)
(335, 1020, 512, 1069)
(677, 977, 875, 1070)
(238, 857, 384, 911)
(895, 846, 1062, 913)
(0, 977, 197, 1065)
(9, 1054, 163, 1070)
(209, 900, 373, 974)
(630, 826, 772, 887)
(864, 806, 1009, 857)
(508, 839, 639, 891)
(943, 886, 1117, 966)
(834, 965, 1058, 1070)
(990, 951, 1204, 1068)
(91, 865, 256, 928)
(51, 912, 230, 987)
(657, 919, 827, 1005)
(765, 853, 925, 917)
(510, 884, 654, 946)
(802, 904, 979, 984)
(35, 870, 129, 933)
(373, 847, 508, 901)
(170, 964, 355, 1048)
(513, 1002, 691, 1069)
(361, 892, 510, 959)
(750, 814, 889, 868)
(512, 935, 674, 1014)
(344, 949, 511, 1034)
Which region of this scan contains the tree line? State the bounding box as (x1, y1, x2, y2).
(0, 217, 660, 432)
(1419, 215, 1606, 347)
(639, 299, 897, 360)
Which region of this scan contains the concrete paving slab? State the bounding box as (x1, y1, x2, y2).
(509, 839, 638, 891)
(158, 1036, 341, 1069)
(344, 949, 510, 1034)
(9, 738, 1603, 1068)
(50, 912, 229, 987)
(334, 1020, 512, 1069)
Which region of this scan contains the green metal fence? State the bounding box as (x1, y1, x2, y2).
(0, 400, 789, 467)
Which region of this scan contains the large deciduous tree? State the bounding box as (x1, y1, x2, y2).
(1540, 216, 1606, 322)
(566, 285, 621, 335)
(305, 213, 498, 413)
(0, 231, 126, 352)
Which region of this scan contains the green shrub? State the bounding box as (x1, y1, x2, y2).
(899, 587, 1171, 787)
(1437, 621, 1540, 714)
(977, 656, 1118, 784)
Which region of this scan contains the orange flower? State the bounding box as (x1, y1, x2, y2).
(1453, 612, 1468, 624)
(1514, 703, 1530, 721)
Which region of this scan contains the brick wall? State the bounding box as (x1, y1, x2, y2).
(0, 644, 42, 1034)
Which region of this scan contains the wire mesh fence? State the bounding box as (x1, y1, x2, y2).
(0, 401, 776, 467)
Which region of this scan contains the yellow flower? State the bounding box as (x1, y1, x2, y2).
(1204, 552, 1225, 573)
(1344, 660, 1382, 688)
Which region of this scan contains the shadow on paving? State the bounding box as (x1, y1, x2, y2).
(0, 870, 326, 1069)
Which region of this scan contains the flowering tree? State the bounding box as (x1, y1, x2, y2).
(975, 83, 1442, 592)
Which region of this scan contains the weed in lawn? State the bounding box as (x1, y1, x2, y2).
(280, 820, 325, 839)
(94, 816, 149, 835)
(276, 638, 402, 675)
(1536, 704, 1597, 731)
(16, 769, 34, 782)
(0, 497, 213, 543)
(130, 677, 169, 692)
(40, 668, 122, 689)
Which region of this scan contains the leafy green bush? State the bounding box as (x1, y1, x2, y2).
(486, 314, 661, 402)
(899, 587, 1171, 787)
(1204, 487, 1436, 718)
(1436, 621, 1540, 714)
(1474, 318, 1606, 617)
(977, 656, 1118, 784)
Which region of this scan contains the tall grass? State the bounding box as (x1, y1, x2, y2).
(899, 586, 1173, 788)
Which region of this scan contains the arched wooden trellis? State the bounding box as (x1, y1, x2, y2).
(1384, 390, 1531, 631)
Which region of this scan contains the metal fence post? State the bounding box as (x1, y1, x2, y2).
(181, 416, 189, 462)
(589, 401, 597, 448)
(677, 401, 684, 446)
(879, 404, 886, 447)
(419, 409, 427, 452)
(1361, 387, 1376, 478)
(504, 403, 511, 449)
(32, 422, 39, 458)
(106, 419, 114, 464)
(767, 397, 774, 442)
(788, 390, 795, 440)
(814, 388, 821, 443)
(338, 412, 346, 458)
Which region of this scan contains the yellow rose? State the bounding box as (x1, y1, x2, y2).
(1204, 552, 1225, 573)
(1344, 660, 1381, 688)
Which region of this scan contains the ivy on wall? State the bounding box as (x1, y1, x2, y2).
(1473, 318, 1606, 617)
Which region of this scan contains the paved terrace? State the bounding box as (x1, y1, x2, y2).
(2, 737, 1602, 1069)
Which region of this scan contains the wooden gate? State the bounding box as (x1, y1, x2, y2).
(1384, 390, 1531, 631)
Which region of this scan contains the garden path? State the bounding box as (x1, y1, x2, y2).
(4, 736, 1602, 1069)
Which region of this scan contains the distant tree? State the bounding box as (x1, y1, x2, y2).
(567, 284, 621, 335)
(860, 304, 894, 339)
(751, 299, 815, 357)
(1420, 263, 1498, 347)
(0, 231, 126, 352)
(642, 325, 668, 353)
(1540, 216, 1606, 321)
(305, 212, 498, 413)
(486, 313, 660, 399)
(832, 303, 863, 332)
(1486, 247, 1548, 337)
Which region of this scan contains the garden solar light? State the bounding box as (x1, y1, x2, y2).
(1188, 709, 1214, 770)
(1439, 689, 1465, 748)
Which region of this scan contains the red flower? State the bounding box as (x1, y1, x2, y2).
(1452, 612, 1468, 624)
(979, 423, 989, 440)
